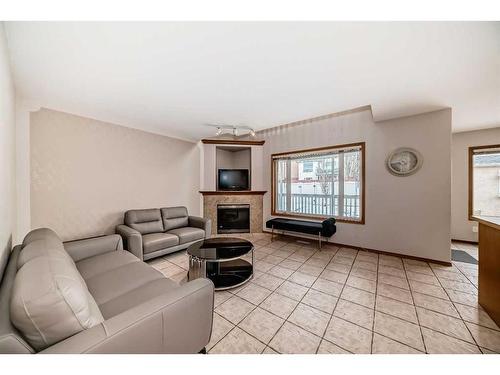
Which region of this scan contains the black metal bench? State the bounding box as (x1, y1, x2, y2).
(265, 217, 336, 249)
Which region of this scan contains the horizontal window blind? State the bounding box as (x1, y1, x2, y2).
(272, 144, 362, 160)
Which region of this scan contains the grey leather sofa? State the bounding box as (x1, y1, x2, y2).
(116, 206, 211, 261)
(0, 228, 214, 354)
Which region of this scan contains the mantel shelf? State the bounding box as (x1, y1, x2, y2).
(199, 190, 267, 196)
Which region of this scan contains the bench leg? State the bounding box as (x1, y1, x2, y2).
(271, 225, 274, 242)
(318, 232, 322, 251)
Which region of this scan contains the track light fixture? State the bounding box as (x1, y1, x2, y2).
(207, 124, 256, 138)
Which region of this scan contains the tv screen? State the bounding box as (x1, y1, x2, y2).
(218, 169, 249, 191)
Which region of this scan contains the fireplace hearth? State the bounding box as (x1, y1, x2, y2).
(217, 204, 250, 234)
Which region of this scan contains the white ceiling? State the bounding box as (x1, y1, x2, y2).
(5, 22, 500, 141)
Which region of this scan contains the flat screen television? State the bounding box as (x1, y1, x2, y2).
(218, 169, 250, 191)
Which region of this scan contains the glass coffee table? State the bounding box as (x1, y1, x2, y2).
(187, 237, 254, 290)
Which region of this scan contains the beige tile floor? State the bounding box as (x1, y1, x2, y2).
(148, 234, 500, 354)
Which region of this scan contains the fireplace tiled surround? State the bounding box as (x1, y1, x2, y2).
(202, 193, 264, 235)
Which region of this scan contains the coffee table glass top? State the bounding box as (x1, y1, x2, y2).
(187, 237, 253, 261)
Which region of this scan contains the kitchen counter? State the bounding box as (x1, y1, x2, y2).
(473, 215, 500, 326)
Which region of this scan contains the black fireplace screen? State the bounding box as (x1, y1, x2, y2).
(217, 204, 250, 234)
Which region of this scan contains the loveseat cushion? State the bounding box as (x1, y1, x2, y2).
(167, 227, 205, 245)
(98, 278, 178, 319)
(143, 233, 179, 254)
(161, 206, 189, 231)
(76, 250, 139, 280)
(125, 208, 164, 235)
(84, 261, 164, 305)
(10, 251, 104, 351)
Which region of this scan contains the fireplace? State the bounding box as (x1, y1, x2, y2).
(217, 204, 250, 234)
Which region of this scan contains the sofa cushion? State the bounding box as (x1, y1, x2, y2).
(76, 250, 139, 280)
(161, 206, 189, 231)
(98, 278, 178, 319)
(125, 208, 164, 235)
(167, 227, 205, 245)
(10, 252, 104, 351)
(143, 233, 179, 254)
(84, 261, 164, 305)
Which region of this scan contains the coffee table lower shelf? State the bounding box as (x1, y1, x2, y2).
(189, 258, 253, 291)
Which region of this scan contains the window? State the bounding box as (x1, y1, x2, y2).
(302, 161, 314, 173)
(469, 144, 500, 220)
(272, 142, 365, 223)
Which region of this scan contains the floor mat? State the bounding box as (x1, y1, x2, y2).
(451, 249, 478, 265)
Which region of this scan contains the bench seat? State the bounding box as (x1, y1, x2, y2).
(266, 217, 336, 247)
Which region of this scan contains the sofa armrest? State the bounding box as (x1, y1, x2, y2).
(116, 224, 143, 260)
(189, 216, 212, 238)
(39, 278, 214, 354)
(63, 234, 123, 262)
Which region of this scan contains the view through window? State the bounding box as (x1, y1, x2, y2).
(470, 145, 500, 220)
(272, 143, 364, 222)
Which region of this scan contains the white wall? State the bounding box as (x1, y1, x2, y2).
(30, 108, 201, 241)
(0, 23, 16, 275)
(451, 128, 500, 242)
(260, 108, 452, 263)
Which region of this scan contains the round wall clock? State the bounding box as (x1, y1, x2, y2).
(386, 147, 423, 176)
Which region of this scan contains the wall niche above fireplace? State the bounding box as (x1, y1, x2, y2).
(216, 146, 251, 191)
(200, 141, 264, 192)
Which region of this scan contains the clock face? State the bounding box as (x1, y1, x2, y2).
(387, 148, 422, 176)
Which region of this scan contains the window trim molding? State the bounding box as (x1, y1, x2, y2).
(271, 141, 366, 225)
(468, 143, 500, 221)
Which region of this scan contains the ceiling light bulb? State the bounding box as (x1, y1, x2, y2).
(250, 129, 256, 137)
(215, 127, 222, 136)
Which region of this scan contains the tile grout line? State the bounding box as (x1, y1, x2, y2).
(223, 245, 461, 353)
(452, 261, 479, 292)
(209, 237, 294, 353)
(265, 246, 341, 354)
(199, 234, 491, 354)
(369, 248, 379, 354)
(316, 247, 357, 354)
(428, 261, 483, 353)
(402, 260, 428, 354)
(214, 238, 331, 353)
(169, 243, 486, 349)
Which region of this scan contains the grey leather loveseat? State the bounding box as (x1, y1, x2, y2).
(0, 228, 214, 354)
(116, 206, 211, 261)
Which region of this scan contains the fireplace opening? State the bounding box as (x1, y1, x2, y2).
(217, 204, 250, 234)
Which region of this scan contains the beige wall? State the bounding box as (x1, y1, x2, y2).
(451, 128, 500, 242)
(260, 108, 452, 263)
(0, 23, 16, 275)
(30, 108, 200, 241)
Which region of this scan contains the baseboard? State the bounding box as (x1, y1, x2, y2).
(451, 238, 478, 245)
(262, 229, 452, 267)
